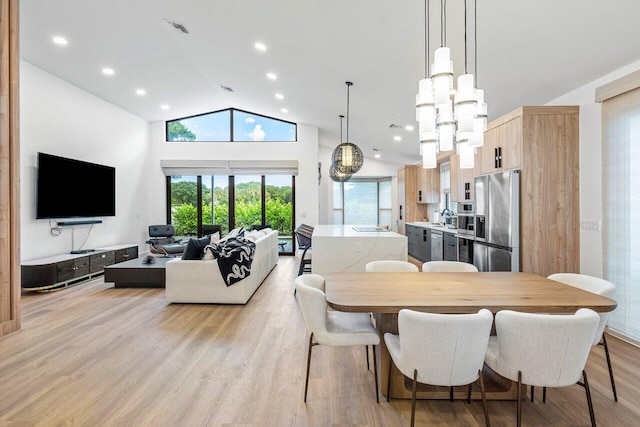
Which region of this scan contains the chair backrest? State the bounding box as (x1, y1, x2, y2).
(395, 309, 493, 387)
(365, 260, 419, 273)
(492, 309, 599, 387)
(547, 273, 616, 345)
(202, 224, 222, 236)
(422, 261, 479, 272)
(295, 273, 325, 292)
(149, 224, 176, 239)
(295, 282, 329, 341)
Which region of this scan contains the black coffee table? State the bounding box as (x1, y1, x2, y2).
(104, 256, 173, 288)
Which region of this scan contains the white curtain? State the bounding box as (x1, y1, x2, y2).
(602, 87, 640, 342)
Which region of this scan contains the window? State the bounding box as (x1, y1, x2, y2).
(166, 108, 297, 142)
(602, 86, 640, 342)
(333, 178, 392, 226)
(167, 174, 295, 255)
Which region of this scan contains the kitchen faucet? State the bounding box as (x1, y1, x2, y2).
(440, 208, 452, 217)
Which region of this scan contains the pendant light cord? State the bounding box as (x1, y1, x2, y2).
(442, 0, 447, 47)
(424, 0, 428, 78)
(464, 0, 468, 74)
(345, 82, 352, 142)
(339, 115, 344, 144)
(474, 0, 478, 86)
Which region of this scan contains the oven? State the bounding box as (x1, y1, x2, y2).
(456, 202, 474, 236)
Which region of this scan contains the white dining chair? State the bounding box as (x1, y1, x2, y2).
(365, 260, 419, 272)
(295, 281, 381, 403)
(294, 273, 325, 295)
(484, 309, 600, 426)
(547, 273, 618, 401)
(422, 260, 479, 272)
(384, 308, 493, 427)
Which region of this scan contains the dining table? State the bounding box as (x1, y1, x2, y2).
(324, 271, 617, 400)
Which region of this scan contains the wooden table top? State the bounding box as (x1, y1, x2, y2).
(324, 272, 617, 314)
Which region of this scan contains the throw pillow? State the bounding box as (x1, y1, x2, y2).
(210, 231, 221, 244)
(203, 246, 215, 260)
(181, 235, 212, 260)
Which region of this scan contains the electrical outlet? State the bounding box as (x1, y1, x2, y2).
(356, 243, 362, 253)
(580, 220, 601, 231)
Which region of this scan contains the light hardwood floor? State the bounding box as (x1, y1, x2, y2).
(1, 256, 639, 426)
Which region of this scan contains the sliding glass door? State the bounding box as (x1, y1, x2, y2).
(167, 174, 294, 254)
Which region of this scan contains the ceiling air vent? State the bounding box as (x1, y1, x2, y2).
(220, 85, 234, 93)
(164, 19, 190, 34)
(388, 124, 403, 129)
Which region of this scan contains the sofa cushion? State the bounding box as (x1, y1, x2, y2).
(182, 235, 212, 260)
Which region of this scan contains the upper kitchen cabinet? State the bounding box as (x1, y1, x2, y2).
(450, 153, 479, 202)
(397, 165, 428, 235)
(416, 162, 440, 204)
(481, 115, 523, 175)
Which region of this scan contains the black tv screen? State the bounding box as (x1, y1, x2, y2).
(36, 153, 116, 219)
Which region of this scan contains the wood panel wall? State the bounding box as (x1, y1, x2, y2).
(0, 0, 20, 337)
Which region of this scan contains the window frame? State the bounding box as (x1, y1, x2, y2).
(333, 177, 392, 226)
(165, 108, 297, 142)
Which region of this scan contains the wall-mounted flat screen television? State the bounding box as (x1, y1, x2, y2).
(36, 152, 116, 219)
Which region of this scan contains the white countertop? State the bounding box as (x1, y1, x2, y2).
(313, 224, 404, 238)
(407, 222, 458, 233)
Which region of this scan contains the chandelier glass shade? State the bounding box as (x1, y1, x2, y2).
(416, 0, 487, 169)
(332, 81, 364, 175)
(329, 162, 352, 182)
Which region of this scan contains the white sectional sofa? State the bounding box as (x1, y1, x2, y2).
(165, 229, 279, 304)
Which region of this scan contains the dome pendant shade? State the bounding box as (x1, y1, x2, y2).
(332, 142, 363, 174)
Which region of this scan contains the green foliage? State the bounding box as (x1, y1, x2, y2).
(168, 122, 196, 141)
(171, 179, 293, 237)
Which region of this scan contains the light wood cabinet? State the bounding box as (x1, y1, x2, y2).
(481, 117, 523, 175)
(0, 0, 20, 338)
(397, 165, 428, 235)
(416, 164, 440, 204)
(449, 153, 476, 202)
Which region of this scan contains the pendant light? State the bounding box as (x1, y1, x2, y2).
(416, 0, 438, 168)
(332, 81, 364, 175)
(330, 115, 352, 182)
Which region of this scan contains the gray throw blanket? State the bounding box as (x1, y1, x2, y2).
(204, 236, 256, 286)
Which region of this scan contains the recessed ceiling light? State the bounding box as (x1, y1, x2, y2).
(254, 42, 267, 51)
(135, 89, 146, 96)
(281, 108, 288, 113)
(267, 72, 277, 80)
(102, 67, 115, 76)
(160, 104, 170, 110)
(275, 93, 284, 100)
(375, 153, 381, 159)
(394, 136, 402, 141)
(373, 148, 382, 159)
(52, 36, 68, 46)
(405, 125, 414, 131)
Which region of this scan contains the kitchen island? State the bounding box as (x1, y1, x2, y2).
(311, 225, 408, 275)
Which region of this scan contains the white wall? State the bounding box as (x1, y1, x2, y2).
(147, 121, 319, 229)
(318, 145, 400, 231)
(545, 58, 640, 277)
(20, 61, 151, 261)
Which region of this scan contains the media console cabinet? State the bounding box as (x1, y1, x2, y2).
(21, 244, 139, 292)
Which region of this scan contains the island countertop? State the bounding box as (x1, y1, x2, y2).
(311, 225, 408, 275)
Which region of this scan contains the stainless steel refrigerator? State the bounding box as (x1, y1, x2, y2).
(473, 170, 520, 272)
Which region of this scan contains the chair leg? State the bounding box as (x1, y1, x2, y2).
(478, 369, 491, 427)
(387, 356, 393, 402)
(411, 369, 418, 427)
(373, 345, 379, 403)
(543, 387, 547, 403)
(583, 370, 597, 427)
(366, 345, 370, 371)
(531, 385, 535, 402)
(467, 383, 472, 404)
(516, 371, 522, 427)
(304, 333, 316, 403)
(450, 386, 454, 402)
(601, 333, 618, 402)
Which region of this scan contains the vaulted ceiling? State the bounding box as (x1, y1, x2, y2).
(20, 0, 640, 165)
